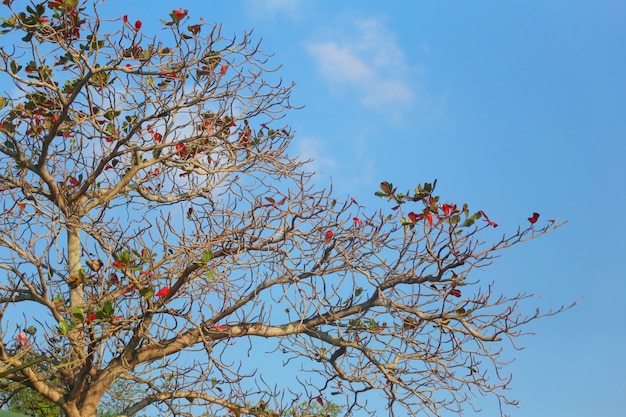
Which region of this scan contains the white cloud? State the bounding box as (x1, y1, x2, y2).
(306, 17, 415, 111)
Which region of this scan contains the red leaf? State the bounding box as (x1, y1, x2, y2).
(68, 176, 81, 187)
(528, 212, 540, 224)
(426, 212, 433, 227)
(353, 217, 362, 226)
(408, 211, 423, 223)
(324, 230, 334, 244)
(220, 65, 228, 75)
(85, 312, 97, 323)
(480, 210, 498, 228)
(315, 396, 323, 405)
(112, 260, 127, 268)
(155, 286, 170, 297)
(449, 289, 461, 297)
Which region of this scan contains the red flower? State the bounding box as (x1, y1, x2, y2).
(68, 176, 81, 187)
(85, 312, 97, 323)
(480, 210, 498, 228)
(426, 212, 433, 227)
(172, 8, 188, 21)
(407, 211, 423, 223)
(220, 65, 228, 75)
(353, 217, 362, 226)
(155, 286, 170, 297)
(211, 325, 228, 331)
(153, 132, 162, 143)
(528, 212, 540, 224)
(134, 20, 142, 31)
(449, 289, 461, 297)
(440, 203, 457, 217)
(17, 332, 29, 345)
(324, 230, 334, 244)
(122, 15, 128, 23)
(315, 397, 323, 405)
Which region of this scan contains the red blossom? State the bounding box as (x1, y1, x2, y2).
(85, 313, 97, 323)
(426, 212, 433, 227)
(528, 212, 540, 224)
(353, 217, 362, 226)
(211, 325, 228, 331)
(172, 8, 188, 21)
(17, 332, 29, 345)
(324, 230, 334, 244)
(134, 20, 142, 31)
(155, 286, 170, 297)
(440, 203, 457, 217)
(122, 15, 128, 23)
(153, 132, 162, 142)
(68, 176, 80, 187)
(315, 397, 323, 405)
(220, 65, 228, 75)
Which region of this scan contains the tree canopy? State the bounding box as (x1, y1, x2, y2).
(0, 2, 568, 417)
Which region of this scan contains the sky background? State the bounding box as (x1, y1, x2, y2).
(98, 1, 624, 416)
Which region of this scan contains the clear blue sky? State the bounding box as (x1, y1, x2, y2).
(103, 1, 625, 416)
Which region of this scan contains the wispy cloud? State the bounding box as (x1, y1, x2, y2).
(243, 0, 304, 20)
(306, 17, 415, 111)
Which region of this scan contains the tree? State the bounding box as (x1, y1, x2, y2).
(0, 2, 569, 417)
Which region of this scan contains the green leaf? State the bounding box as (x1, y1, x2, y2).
(72, 307, 84, 322)
(461, 218, 475, 228)
(198, 250, 213, 265)
(354, 287, 363, 297)
(10, 60, 21, 74)
(58, 320, 70, 335)
(101, 300, 114, 318)
(140, 286, 154, 300)
(0, 97, 7, 109)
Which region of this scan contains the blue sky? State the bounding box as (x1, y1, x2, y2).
(101, 1, 625, 416)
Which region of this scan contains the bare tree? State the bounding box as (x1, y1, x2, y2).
(0, 2, 569, 417)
